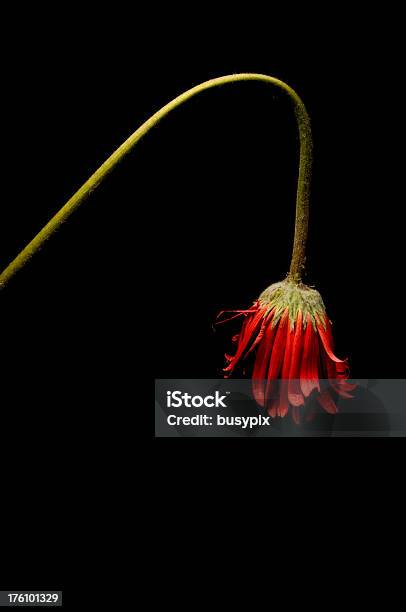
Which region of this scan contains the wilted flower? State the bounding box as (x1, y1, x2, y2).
(218, 279, 355, 423)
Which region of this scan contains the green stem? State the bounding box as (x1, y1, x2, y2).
(0, 73, 312, 289)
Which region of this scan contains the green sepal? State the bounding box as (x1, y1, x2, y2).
(259, 280, 327, 330)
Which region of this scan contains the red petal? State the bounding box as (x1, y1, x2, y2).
(268, 399, 278, 418)
(330, 383, 354, 398)
(324, 315, 335, 347)
(278, 319, 295, 417)
(334, 380, 357, 392)
(281, 319, 295, 378)
(265, 308, 289, 406)
(246, 308, 275, 357)
(300, 315, 321, 397)
(223, 306, 265, 374)
(292, 406, 301, 424)
(316, 316, 347, 366)
(317, 390, 338, 414)
(288, 310, 305, 407)
(305, 406, 316, 422)
(216, 302, 259, 325)
(317, 317, 352, 394)
(215, 312, 246, 325)
(252, 314, 277, 407)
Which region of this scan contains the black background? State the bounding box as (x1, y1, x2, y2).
(0, 5, 404, 604)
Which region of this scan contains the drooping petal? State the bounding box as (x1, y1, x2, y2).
(223, 306, 265, 375)
(292, 406, 301, 424)
(311, 326, 321, 389)
(323, 315, 335, 347)
(317, 333, 355, 399)
(216, 302, 259, 325)
(299, 315, 313, 395)
(305, 405, 316, 422)
(288, 310, 305, 407)
(267, 400, 278, 418)
(319, 342, 346, 385)
(252, 313, 277, 407)
(317, 389, 338, 414)
(278, 318, 295, 417)
(300, 315, 320, 397)
(265, 309, 289, 407)
(215, 311, 247, 326)
(316, 315, 347, 367)
(246, 308, 275, 357)
(317, 316, 353, 396)
(330, 383, 354, 398)
(333, 379, 357, 392)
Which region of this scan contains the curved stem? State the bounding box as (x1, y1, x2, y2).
(0, 73, 312, 289)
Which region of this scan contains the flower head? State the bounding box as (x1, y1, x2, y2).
(218, 279, 355, 423)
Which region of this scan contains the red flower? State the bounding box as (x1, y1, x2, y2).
(218, 279, 355, 423)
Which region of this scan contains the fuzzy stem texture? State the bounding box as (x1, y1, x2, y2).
(0, 73, 312, 288)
